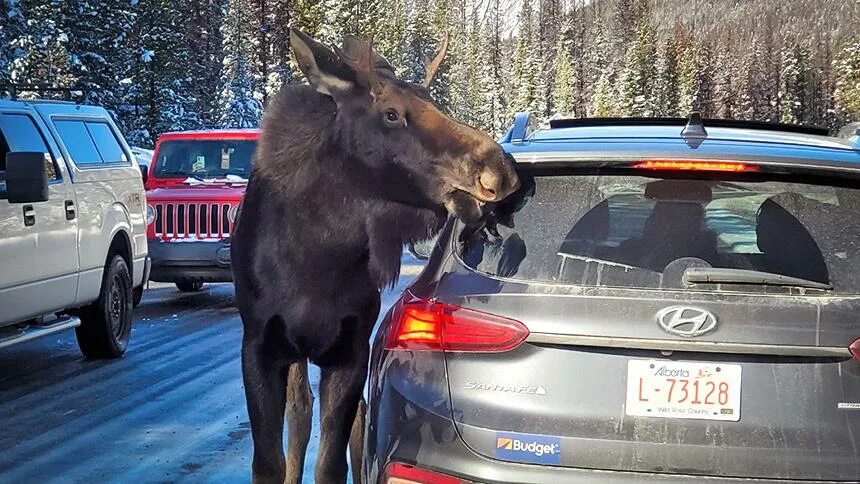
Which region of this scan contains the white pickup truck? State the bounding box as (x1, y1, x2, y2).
(0, 98, 149, 358)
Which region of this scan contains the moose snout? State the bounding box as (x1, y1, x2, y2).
(475, 160, 520, 203)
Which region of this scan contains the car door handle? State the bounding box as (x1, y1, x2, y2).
(23, 205, 35, 226)
(65, 200, 76, 220)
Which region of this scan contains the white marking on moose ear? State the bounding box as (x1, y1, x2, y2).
(290, 28, 354, 98)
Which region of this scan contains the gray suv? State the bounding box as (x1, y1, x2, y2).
(364, 114, 860, 483)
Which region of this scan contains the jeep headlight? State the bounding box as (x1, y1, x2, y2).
(146, 204, 156, 225)
(228, 203, 241, 223)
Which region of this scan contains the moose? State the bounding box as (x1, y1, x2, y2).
(231, 29, 520, 483)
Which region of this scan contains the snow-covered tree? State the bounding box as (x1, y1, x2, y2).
(833, 40, 860, 122)
(618, 15, 657, 116)
(552, 30, 576, 117)
(779, 39, 813, 124)
(510, 0, 540, 118)
(590, 67, 617, 117)
(185, 0, 226, 125)
(8, 0, 77, 94)
(479, 0, 509, 135)
(220, 0, 263, 128)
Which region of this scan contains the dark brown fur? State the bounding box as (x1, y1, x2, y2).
(231, 30, 518, 484)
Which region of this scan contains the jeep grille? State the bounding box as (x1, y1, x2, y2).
(152, 202, 232, 240)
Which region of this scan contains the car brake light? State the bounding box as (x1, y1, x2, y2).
(383, 462, 465, 484)
(385, 292, 528, 352)
(633, 160, 756, 172)
(850, 338, 860, 360)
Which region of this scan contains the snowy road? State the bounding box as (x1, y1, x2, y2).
(0, 255, 424, 484)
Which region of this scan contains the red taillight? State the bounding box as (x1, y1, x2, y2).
(383, 462, 465, 484)
(850, 338, 860, 360)
(633, 160, 756, 172)
(385, 292, 528, 352)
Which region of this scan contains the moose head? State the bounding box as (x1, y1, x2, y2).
(289, 29, 520, 223)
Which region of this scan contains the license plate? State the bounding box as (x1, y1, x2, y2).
(625, 360, 742, 421)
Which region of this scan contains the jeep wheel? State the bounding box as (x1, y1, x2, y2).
(176, 281, 204, 292)
(76, 255, 133, 358)
(132, 286, 144, 307)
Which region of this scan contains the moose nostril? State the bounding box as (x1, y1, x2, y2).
(479, 170, 499, 196)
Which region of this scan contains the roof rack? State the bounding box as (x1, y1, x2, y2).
(548, 116, 829, 137)
(0, 84, 100, 103)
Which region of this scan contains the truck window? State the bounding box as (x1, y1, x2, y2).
(0, 113, 59, 195)
(54, 119, 103, 166)
(86, 122, 127, 164)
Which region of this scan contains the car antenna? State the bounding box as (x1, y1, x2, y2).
(681, 111, 707, 149)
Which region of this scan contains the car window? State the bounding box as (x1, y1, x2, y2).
(54, 119, 102, 166)
(458, 171, 860, 294)
(0, 114, 59, 194)
(86, 122, 127, 164)
(153, 139, 255, 179)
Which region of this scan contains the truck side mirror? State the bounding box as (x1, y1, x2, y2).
(139, 164, 149, 185)
(6, 152, 49, 203)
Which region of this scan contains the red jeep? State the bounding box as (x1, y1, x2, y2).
(144, 129, 259, 292)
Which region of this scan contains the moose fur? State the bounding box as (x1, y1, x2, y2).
(231, 29, 519, 484)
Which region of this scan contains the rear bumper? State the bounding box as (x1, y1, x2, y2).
(148, 239, 233, 283)
(367, 366, 849, 484)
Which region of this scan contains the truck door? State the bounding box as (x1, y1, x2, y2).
(0, 111, 79, 323)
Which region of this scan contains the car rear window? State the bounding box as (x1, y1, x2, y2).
(458, 171, 860, 294)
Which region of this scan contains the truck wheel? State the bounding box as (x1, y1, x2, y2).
(176, 281, 204, 292)
(132, 286, 144, 307)
(76, 255, 133, 358)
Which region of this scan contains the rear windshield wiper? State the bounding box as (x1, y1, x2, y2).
(683, 267, 833, 290)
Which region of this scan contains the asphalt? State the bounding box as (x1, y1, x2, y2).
(0, 258, 423, 484)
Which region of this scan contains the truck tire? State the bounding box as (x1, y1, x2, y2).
(132, 286, 144, 307)
(176, 281, 204, 292)
(76, 255, 133, 358)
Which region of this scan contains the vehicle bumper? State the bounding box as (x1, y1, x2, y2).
(367, 374, 845, 484)
(147, 239, 233, 283)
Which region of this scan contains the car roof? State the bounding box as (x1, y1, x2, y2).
(500, 116, 860, 172)
(156, 129, 260, 142)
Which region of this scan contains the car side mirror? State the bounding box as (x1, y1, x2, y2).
(139, 164, 149, 185)
(6, 152, 49, 203)
(408, 237, 437, 261)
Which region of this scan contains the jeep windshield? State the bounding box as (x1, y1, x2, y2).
(458, 166, 860, 295)
(153, 140, 256, 180)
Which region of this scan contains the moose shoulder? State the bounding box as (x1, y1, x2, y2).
(231, 29, 518, 484)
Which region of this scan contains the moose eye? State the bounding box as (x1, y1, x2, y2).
(384, 109, 400, 124)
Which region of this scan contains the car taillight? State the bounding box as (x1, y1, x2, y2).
(850, 338, 860, 360)
(385, 291, 528, 352)
(633, 160, 756, 172)
(383, 462, 465, 484)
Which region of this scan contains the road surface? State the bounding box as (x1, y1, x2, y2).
(0, 257, 423, 483)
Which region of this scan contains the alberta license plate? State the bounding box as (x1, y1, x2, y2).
(625, 360, 742, 421)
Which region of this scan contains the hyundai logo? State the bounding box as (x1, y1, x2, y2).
(657, 306, 717, 337)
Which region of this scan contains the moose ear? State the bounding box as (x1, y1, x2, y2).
(290, 29, 355, 98)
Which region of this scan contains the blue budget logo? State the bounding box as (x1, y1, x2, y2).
(495, 432, 561, 465)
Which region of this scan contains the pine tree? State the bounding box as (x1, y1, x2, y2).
(220, 0, 263, 128)
(779, 39, 813, 124)
(0, 0, 26, 84)
(510, 0, 540, 118)
(8, 0, 77, 95)
(480, 0, 509, 135)
(590, 67, 616, 117)
(657, 31, 680, 116)
(833, 40, 860, 123)
(675, 26, 697, 116)
(185, 0, 226, 126)
(618, 14, 657, 116)
(695, 42, 715, 117)
(552, 30, 576, 117)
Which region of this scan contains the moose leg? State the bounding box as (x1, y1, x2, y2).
(349, 397, 367, 484)
(285, 359, 313, 484)
(314, 356, 369, 483)
(242, 335, 289, 484)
